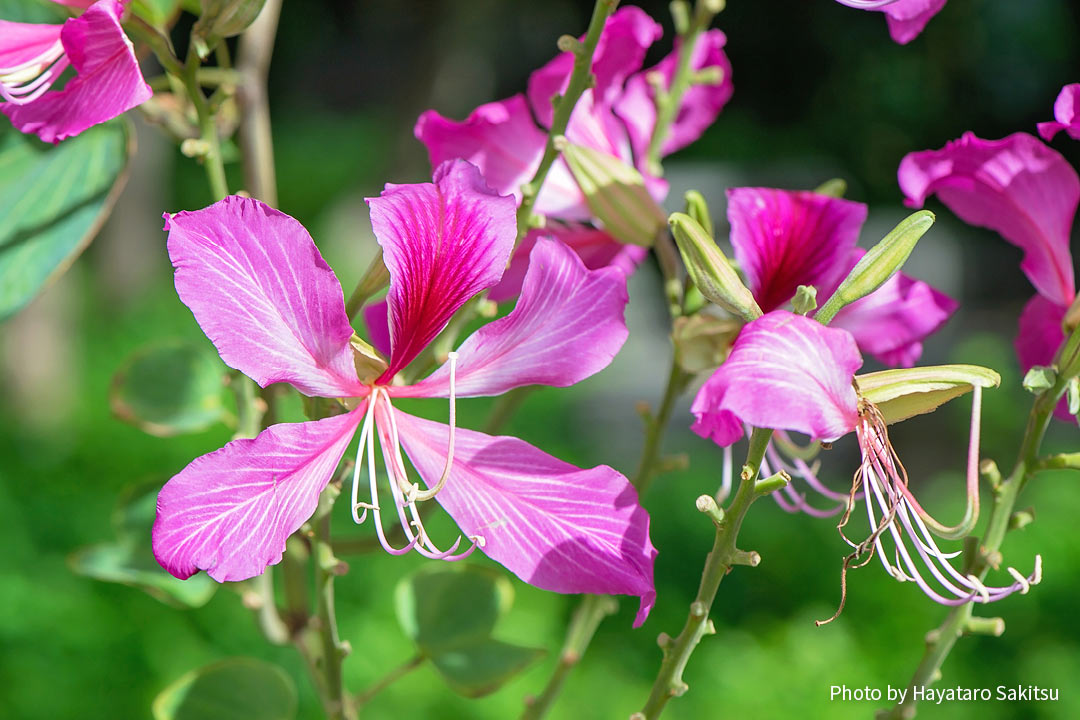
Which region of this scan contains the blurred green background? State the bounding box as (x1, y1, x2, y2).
(1, 0, 1079, 718)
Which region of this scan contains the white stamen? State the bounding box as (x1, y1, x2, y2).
(1007, 566, 1030, 594)
(409, 351, 459, 502)
(0, 42, 68, 106)
(966, 574, 991, 603)
(350, 397, 377, 524)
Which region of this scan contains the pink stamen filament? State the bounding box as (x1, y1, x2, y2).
(762, 435, 850, 517)
(834, 0, 902, 8)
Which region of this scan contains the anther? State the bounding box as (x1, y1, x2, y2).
(1006, 566, 1030, 594)
(966, 574, 991, 603)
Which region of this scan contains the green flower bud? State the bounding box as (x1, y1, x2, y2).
(669, 212, 762, 322)
(792, 285, 818, 315)
(683, 190, 713, 238)
(193, 0, 268, 58)
(813, 178, 847, 198)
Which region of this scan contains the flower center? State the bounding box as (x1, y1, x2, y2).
(347, 351, 483, 560)
(0, 41, 69, 106)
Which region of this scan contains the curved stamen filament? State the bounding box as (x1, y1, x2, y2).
(833, 0, 902, 8)
(0, 41, 69, 106)
(409, 351, 458, 503)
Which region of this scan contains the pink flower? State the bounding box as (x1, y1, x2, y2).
(1038, 83, 1080, 142)
(726, 187, 957, 367)
(692, 311, 1040, 606)
(152, 161, 657, 625)
(0, 0, 151, 143)
(900, 132, 1078, 421)
(413, 6, 732, 299)
(836, 0, 946, 44)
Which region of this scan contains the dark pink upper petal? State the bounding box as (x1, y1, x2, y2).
(899, 132, 1077, 307)
(401, 237, 629, 398)
(527, 6, 661, 128)
(1038, 83, 1080, 142)
(413, 96, 546, 203)
(488, 224, 646, 303)
(1015, 294, 1073, 423)
(830, 249, 958, 368)
(691, 311, 862, 446)
(392, 408, 657, 626)
(165, 196, 364, 398)
(615, 29, 733, 164)
(2, 0, 151, 144)
(880, 0, 947, 44)
(153, 409, 363, 581)
(727, 187, 867, 313)
(366, 160, 517, 378)
(0, 21, 63, 70)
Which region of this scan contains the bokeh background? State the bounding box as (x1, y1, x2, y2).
(2, 0, 1079, 718)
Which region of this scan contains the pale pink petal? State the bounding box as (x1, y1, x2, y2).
(691, 311, 862, 446)
(527, 6, 661, 127)
(488, 224, 646, 303)
(153, 409, 363, 581)
(366, 160, 517, 378)
(727, 187, 867, 313)
(615, 29, 733, 163)
(0, 22, 63, 70)
(899, 132, 1077, 306)
(1015, 294, 1073, 423)
(165, 196, 364, 398)
(880, 0, 946, 44)
(830, 249, 958, 368)
(1038, 83, 1080, 142)
(401, 238, 628, 398)
(362, 299, 392, 358)
(413, 96, 546, 204)
(392, 409, 657, 626)
(2, 0, 151, 144)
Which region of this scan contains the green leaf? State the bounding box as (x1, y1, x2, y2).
(394, 564, 513, 653)
(132, 0, 183, 27)
(153, 658, 297, 720)
(110, 341, 229, 437)
(0, 120, 131, 320)
(429, 638, 545, 698)
(856, 364, 1001, 425)
(70, 485, 218, 608)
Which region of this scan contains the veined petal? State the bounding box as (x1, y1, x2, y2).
(830, 249, 958, 368)
(366, 160, 517, 378)
(727, 187, 867, 313)
(1015, 294, 1073, 423)
(413, 96, 546, 203)
(153, 409, 363, 581)
(1038, 83, 1080, 142)
(879, 0, 947, 45)
(691, 311, 862, 446)
(362, 298, 392, 358)
(165, 196, 364, 398)
(0, 22, 63, 71)
(527, 6, 661, 128)
(391, 409, 657, 626)
(401, 238, 629, 398)
(488, 224, 646, 303)
(2, 0, 151, 144)
(615, 29, 733, 163)
(899, 132, 1077, 306)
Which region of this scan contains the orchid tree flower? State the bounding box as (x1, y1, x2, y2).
(413, 6, 733, 300)
(151, 160, 657, 625)
(727, 187, 957, 369)
(0, 0, 151, 143)
(692, 311, 1040, 609)
(1038, 83, 1080, 142)
(899, 132, 1079, 422)
(834, 0, 946, 45)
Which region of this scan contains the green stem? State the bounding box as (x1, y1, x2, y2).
(237, 0, 283, 206)
(251, 570, 290, 645)
(345, 250, 390, 321)
(355, 655, 425, 708)
(313, 510, 356, 720)
(178, 46, 229, 201)
(633, 427, 773, 720)
(515, 0, 620, 241)
(633, 361, 692, 493)
(484, 386, 536, 434)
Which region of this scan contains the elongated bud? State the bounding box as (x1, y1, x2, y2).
(669, 212, 762, 322)
(855, 364, 1000, 425)
(814, 178, 847, 198)
(1065, 294, 1080, 332)
(1068, 376, 1080, 416)
(558, 139, 667, 247)
(193, 0, 268, 58)
(816, 210, 935, 325)
(792, 285, 817, 315)
(683, 190, 713, 237)
(1056, 322, 1080, 381)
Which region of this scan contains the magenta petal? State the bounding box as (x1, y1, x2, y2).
(616, 29, 733, 163)
(727, 187, 867, 313)
(488, 224, 646, 303)
(0, 21, 63, 70)
(153, 410, 362, 581)
(691, 311, 862, 446)
(2, 0, 151, 144)
(527, 6, 661, 128)
(830, 250, 958, 368)
(392, 409, 657, 626)
(1038, 83, 1080, 142)
(880, 0, 946, 44)
(165, 196, 364, 398)
(403, 238, 629, 398)
(1015, 294, 1073, 423)
(367, 160, 517, 377)
(413, 96, 546, 203)
(899, 132, 1078, 306)
(362, 299, 392, 358)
